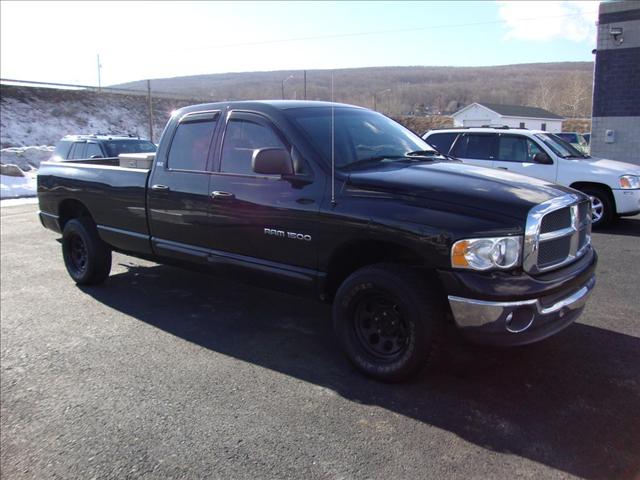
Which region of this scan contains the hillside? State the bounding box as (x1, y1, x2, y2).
(0, 85, 203, 148)
(115, 62, 594, 117)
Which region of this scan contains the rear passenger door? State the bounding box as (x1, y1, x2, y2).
(450, 133, 498, 168)
(494, 134, 558, 182)
(147, 111, 220, 262)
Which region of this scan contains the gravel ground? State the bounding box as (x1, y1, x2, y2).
(1, 204, 639, 480)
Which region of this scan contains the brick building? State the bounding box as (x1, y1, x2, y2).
(591, 1, 640, 165)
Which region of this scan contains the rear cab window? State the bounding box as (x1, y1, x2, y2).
(167, 113, 218, 171)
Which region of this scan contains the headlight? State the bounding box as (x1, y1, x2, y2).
(619, 175, 640, 189)
(451, 236, 522, 271)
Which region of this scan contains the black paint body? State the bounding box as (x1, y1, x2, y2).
(38, 101, 595, 317)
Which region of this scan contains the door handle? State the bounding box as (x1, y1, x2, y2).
(497, 167, 508, 170)
(151, 184, 170, 191)
(211, 191, 235, 200)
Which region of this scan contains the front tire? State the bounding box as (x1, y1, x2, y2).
(579, 186, 616, 228)
(333, 264, 443, 382)
(62, 218, 112, 285)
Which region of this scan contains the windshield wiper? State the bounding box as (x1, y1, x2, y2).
(406, 149, 458, 162)
(405, 149, 438, 157)
(342, 155, 406, 171)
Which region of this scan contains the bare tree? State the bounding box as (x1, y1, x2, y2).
(531, 77, 558, 112)
(559, 72, 592, 118)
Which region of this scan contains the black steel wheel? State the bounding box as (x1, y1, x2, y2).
(353, 293, 410, 360)
(333, 264, 444, 382)
(67, 232, 89, 277)
(62, 217, 112, 285)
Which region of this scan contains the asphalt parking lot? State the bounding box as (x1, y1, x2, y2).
(1, 202, 639, 480)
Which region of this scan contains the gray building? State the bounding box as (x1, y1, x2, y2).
(591, 1, 640, 165)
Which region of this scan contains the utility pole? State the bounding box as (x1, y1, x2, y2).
(281, 74, 294, 99)
(147, 79, 154, 143)
(373, 88, 391, 112)
(97, 54, 102, 92)
(304, 70, 307, 100)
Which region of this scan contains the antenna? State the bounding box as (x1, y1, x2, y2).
(331, 71, 336, 206)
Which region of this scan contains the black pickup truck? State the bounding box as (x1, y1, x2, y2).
(38, 101, 597, 381)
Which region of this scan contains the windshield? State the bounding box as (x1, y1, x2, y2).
(288, 107, 439, 170)
(535, 133, 587, 158)
(103, 139, 157, 157)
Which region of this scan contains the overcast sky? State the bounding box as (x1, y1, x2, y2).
(0, 1, 599, 86)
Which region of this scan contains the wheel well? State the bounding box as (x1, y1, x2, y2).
(58, 199, 93, 229)
(323, 240, 432, 301)
(569, 182, 616, 208)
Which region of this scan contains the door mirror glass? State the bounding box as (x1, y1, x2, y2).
(533, 152, 553, 165)
(252, 148, 293, 175)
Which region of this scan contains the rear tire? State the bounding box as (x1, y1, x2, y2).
(62, 218, 112, 285)
(333, 264, 443, 382)
(579, 186, 616, 229)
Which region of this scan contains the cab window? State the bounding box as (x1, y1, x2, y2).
(167, 118, 217, 171)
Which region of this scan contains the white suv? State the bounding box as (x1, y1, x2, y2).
(423, 127, 640, 227)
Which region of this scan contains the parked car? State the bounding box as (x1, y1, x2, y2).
(423, 127, 640, 227)
(556, 132, 590, 154)
(51, 134, 157, 162)
(38, 101, 597, 382)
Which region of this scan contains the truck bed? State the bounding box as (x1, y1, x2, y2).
(38, 160, 152, 254)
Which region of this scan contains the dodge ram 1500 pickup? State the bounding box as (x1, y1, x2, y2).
(38, 101, 597, 381)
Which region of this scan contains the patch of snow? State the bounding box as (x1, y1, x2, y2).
(1, 145, 54, 169)
(0, 170, 37, 199)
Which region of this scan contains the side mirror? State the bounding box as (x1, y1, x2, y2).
(533, 152, 553, 165)
(252, 148, 293, 175)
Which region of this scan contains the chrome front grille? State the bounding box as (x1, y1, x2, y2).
(538, 236, 572, 268)
(523, 194, 592, 274)
(540, 208, 571, 234)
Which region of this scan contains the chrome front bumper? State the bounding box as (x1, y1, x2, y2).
(447, 276, 596, 345)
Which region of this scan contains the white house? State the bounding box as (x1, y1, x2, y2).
(451, 103, 563, 132)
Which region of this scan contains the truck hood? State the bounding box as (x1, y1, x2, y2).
(575, 157, 640, 176)
(346, 161, 577, 221)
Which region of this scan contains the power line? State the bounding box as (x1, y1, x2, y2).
(182, 12, 597, 52)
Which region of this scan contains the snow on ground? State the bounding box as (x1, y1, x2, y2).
(0, 146, 53, 198)
(0, 170, 38, 199)
(1, 145, 54, 169)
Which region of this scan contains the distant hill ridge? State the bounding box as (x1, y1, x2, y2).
(114, 62, 594, 117)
